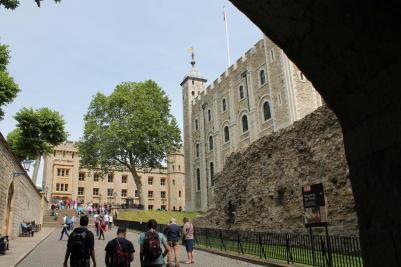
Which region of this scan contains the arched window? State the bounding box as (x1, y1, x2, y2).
(195, 143, 200, 158)
(195, 119, 198, 130)
(239, 85, 245, 99)
(263, 101, 272, 121)
(208, 109, 212, 121)
(196, 168, 201, 191)
(222, 98, 227, 112)
(260, 69, 266, 85)
(209, 135, 213, 151)
(242, 115, 249, 132)
(210, 162, 215, 186)
(224, 126, 230, 143)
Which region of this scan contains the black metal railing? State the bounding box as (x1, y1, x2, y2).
(115, 219, 362, 267)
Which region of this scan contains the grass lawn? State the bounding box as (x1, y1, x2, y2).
(117, 210, 202, 225)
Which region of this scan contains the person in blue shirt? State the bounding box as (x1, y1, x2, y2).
(164, 218, 182, 267)
(139, 219, 170, 267)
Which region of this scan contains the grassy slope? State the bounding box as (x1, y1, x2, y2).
(118, 210, 202, 225)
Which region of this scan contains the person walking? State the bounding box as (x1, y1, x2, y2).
(60, 215, 70, 240)
(139, 219, 170, 267)
(94, 213, 100, 237)
(109, 214, 113, 230)
(164, 218, 182, 267)
(105, 227, 135, 267)
(63, 215, 96, 267)
(99, 217, 107, 240)
(182, 217, 194, 264)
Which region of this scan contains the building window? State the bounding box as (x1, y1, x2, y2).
(239, 85, 245, 99)
(195, 143, 200, 158)
(121, 175, 127, 183)
(60, 184, 64, 191)
(78, 187, 84, 196)
(270, 49, 275, 62)
(242, 115, 249, 133)
(93, 188, 99, 196)
(299, 71, 305, 81)
(56, 183, 60, 191)
(277, 93, 282, 106)
(148, 177, 153, 185)
(172, 165, 175, 171)
(148, 191, 154, 198)
(209, 135, 213, 151)
(57, 168, 70, 177)
(79, 172, 85, 181)
(108, 173, 114, 183)
(196, 168, 201, 192)
(260, 69, 266, 85)
(161, 205, 166, 211)
(263, 101, 272, 121)
(210, 162, 215, 186)
(161, 191, 166, 198)
(160, 178, 166, 186)
(94, 173, 100, 182)
(173, 179, 175, 186)
(195, 119, 198, 130)
(191, 91, 195, 96)
(121, 189, 127, 197)
(222, 98, 227, 112)
(107, 188, 113, 197)
(207, 109, 212, 121)
(148, 205, 154, 210)
(178, 165, 181, 171)
(135, 190, 138, 197)
(179, 190, 182, 198)
(65, 184, 68, 191)
(224, 126, 230, 143)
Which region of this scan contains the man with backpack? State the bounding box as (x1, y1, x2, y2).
(63, 215, 96, 267)
(139, 219, 170, 267)
(105, 227, 135, 267)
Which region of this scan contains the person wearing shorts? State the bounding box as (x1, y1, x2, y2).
(182, 217, 194, 264)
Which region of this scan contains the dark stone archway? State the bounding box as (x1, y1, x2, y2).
(229, 1, 401, 266)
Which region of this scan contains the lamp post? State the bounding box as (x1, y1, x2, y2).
(113, 192, 117, 205)
(13, 159, 34, 177)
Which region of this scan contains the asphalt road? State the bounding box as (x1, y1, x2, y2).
(17, 225, 264, 267)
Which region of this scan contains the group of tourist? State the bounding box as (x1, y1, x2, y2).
(63, 215, 195, 267)
(94, 212, 114, 240)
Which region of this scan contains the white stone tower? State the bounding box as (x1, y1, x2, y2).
(181, 49, 207, 211)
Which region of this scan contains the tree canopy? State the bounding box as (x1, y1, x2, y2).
(8, 107, 68, 183)
(79, 80, 181, 208)
(0, 43, 19, 120)
(0, 0, 61, 9)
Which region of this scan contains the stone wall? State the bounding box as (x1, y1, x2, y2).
(0, 133, 43, 239)
(195, 106, 358, 236)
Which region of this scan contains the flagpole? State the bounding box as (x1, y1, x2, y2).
(223, 5, 231, 67)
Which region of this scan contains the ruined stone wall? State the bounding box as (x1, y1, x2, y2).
(195, 106, 358, 236)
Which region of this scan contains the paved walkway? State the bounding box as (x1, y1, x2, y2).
(0, 227, 55, 267)
(16, 225, 265, 267)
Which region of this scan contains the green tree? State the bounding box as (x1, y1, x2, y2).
(0, 43, 19, 120)
(8, 107, 68, 184)
(0, 0, 61, 9)
(79, 80, 181, 209)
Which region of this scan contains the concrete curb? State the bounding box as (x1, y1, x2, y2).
(194, 246, 301, 267)
(13, 228, 56, 267)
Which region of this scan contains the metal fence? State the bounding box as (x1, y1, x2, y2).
(115, 220, 362, 267)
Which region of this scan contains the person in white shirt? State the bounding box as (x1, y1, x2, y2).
(108, 215, 113, 230)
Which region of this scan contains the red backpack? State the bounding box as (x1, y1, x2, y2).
(143, 231, 161, 259)
(112, 238, 129, 267)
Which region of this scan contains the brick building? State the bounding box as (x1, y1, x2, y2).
(182, 36, 323, 211)
(0, 133, 45, 239)
(43, 142, 185, 211)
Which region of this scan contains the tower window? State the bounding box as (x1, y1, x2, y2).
(209, 135, 213, 151)
(196, 168, 201, 192)
(263, 101, 272, 121)
(191, 91, 195, 96)
(195, 143, 200, 158)
(239, 85, 245, 99)
(242, 115, 249, 133)
(195, 119, 198, 130)
(222, 98, 227, 112)
(208, 109, 212, 121)
(270, 49, 275, 62)
(299, 71, 305, 81)
(260, 69, 266, 85)
(224, 126, 230, 143)
(277, 93, 282, 106)
(210, 162, 215, 186)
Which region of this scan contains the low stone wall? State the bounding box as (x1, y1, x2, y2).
(0, 133, 43, 239)
(195, 106, 358, 236)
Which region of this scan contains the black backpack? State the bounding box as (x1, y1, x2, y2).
(143, 231, 161, 259)
(112, 238, 129, 267)
(70, 230, 87, 258)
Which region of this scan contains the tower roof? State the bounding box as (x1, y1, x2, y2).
(180, 47, 207, 86)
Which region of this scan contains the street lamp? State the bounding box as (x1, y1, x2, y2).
(13, 159, 34, 177)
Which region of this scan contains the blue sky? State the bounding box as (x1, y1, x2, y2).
(0, 0, 262, 141)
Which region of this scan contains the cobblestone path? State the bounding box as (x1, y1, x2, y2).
(17, 225, 264, 267)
